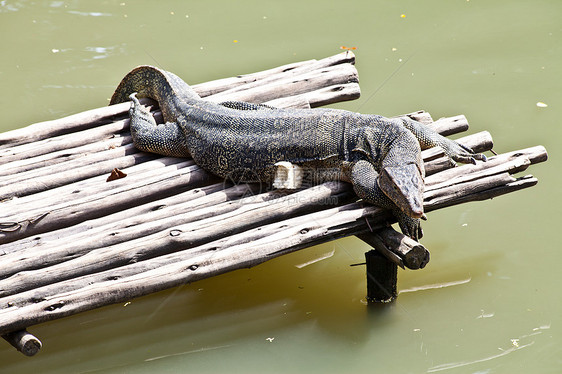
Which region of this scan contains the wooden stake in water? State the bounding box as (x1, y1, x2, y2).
(365, 250, 398, 303)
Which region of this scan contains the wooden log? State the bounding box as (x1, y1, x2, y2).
(425, 173, 518, 211)
(191, 59, 317, 98)
(0, 182, 354, 295)
(423, 131, 494, 176)
(196, 51, 355, 98)
(429, 174, 539, 209)
(357, 227, 430, 270)
(0, 163, 215, 244)
(0, 102, 131, 149)
(0, 156, 193, 216)
(401, 111, 434, 124)
(0, 136, 544, 251)
(0, 201, 387, 333)
(0, 135, 133, 177)
(1, 329, 42, 356)
(0, 160, 546, 332)
(0, 143, 151, 191)
(266, 82, 361, 109)
(0, 203, 380, 311)
(425, 145, 547, 186)
(0, 118, 131, 165)
(204, 63, 359, 104)
(0, 184, 269, 275)
(429, 115, 469, 136)
(2, 182, 237, 254)
(364, 250, 398, 303)
(0, 140, 546, 258)
(0, 156, 193, 214)
(426, 157, 531, 190)
(0, 148, 544, 296)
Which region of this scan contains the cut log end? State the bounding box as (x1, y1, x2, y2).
(2, 329, 42, 356)
(357, 227, 430, 270)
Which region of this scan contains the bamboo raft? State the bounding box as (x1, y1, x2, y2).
(0, 52, 547, 356)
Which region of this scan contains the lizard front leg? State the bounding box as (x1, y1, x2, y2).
(128, 93, 191, 158)
(350, 160, 423, 240)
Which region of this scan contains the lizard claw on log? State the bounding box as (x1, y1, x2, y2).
(448, 142, 487, 165)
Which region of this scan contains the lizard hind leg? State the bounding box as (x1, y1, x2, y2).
(128, 93, 191, 158)
(400, 118, 487, 165)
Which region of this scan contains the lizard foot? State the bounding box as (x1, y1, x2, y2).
(393, 208, 423, 241)
(440, 138, 487, 165)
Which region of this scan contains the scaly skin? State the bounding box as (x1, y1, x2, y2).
(111, 65, 485, 240)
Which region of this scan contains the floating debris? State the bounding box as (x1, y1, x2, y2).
(536, 102, 548, 108)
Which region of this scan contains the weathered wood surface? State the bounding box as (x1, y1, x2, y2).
(0, 52, 547, 349)
(358, 227, 430, 270)
(1, 329, 41, 357)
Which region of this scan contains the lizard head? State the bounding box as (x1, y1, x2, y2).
(378, 163, 424, 218)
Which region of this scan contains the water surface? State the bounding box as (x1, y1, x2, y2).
(0, 1, 560, 373)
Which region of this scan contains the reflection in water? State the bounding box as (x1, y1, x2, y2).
(399, 277, 472, 294)
(428, 341, 535, 373)
(67, 10, 111, 17)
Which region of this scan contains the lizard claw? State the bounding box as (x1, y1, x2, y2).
(440, 139, 487, 165)
(394, 208, 423, 241)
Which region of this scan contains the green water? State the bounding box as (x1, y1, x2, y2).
(0, 1, 560, 373)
